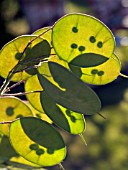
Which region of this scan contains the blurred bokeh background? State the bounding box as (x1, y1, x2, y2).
(0, 0, 128, 170)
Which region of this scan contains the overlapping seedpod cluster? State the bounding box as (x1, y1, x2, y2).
(0, 13, 123, 168)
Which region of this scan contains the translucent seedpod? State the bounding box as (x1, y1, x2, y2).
(9, 117, 66, 167)
(69, 53, 121, 85)
(52, 13, 115, 66)
(0, 35, 51, 82)
(0, 97, 32, 135)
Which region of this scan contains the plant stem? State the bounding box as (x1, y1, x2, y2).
(97, 112, 106, 119)
(0, 61, 22, 95)
(0, 73, 13, 95)
(0, 27, 52, 96)
(31, 27, 52, 43)
(0, 121, 12, 124)
(2, 90, 42, 97)
(119, 73, 128, 78)
(20, 27, 52, 62)
(4, 80, 25, 93)
(79, 134, 87, 146)
(59, 163, 65, 170)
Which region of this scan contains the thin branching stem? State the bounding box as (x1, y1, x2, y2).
(2, 90, 42, 97)
(0, 27, 52, 96)
(0, 73, 12, 95)
(0, 121, 12, 124)
(19, 27, 52, 62)
(4, 80, 25, 93)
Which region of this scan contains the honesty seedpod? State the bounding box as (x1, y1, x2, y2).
(0, 13, 127, 169)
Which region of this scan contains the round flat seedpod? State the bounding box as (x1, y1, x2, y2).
(9, 117, 66, 167)
(33, 27, 52, 45)
(52, 13, 115, 66)
(70, 53, 121, 85)
(33, 27, 55, 55)
(0, 35, 51, 82)
(25, 75, 43, 113)
(10, 156, 42, 168)
(0, 97, 32, 135)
